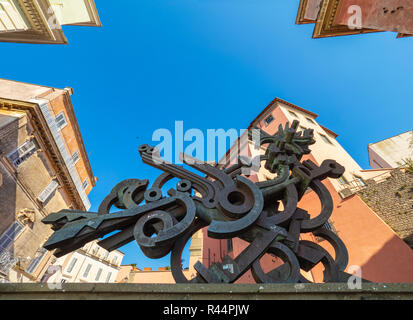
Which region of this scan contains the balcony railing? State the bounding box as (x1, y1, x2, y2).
(337, 169, 396, 198)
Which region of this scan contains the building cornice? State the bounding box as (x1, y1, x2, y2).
(249, 97, 318, 129)
(17, 0, 51, 34)
(312, 0, 381, 38)
(296, 0, 320, 25)
(78, 249, 121, 270)
(61, 91, 96, 187)
(320, 124, 339, 138)
(0, 0, 68, 44)
(369, 130, 413, 146)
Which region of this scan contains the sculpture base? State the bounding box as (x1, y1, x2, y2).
(0, 283, 412, 300)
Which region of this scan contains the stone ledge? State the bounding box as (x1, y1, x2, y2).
(0, 283, 412, 300)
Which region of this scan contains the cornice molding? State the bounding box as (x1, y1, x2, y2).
(17, 0, 49, 34)
(313, 0, 381, 38)
(0, 0, 67, 44)
(61, 92, 95, 186)
(296, 0, 322, 25)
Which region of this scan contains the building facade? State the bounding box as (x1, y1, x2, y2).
(200, 97, 413, 283)
(43, 240, 124, 283)
(296, 0, 412, 39)
(369, 131, 413, 169)
(117, 266, 192, 284)
(116, 230, 203, 283)
(0, 78, 96, 282)
(0, 0, 101, 44)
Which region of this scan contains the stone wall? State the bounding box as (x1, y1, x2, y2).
(0, 110, 69, 282)
(0, 283, 412, 300)
(357, 169, 413, 248)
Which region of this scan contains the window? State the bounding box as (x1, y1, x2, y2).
(227, 239, 233, 252)
(82, 179, 89, 190)
(95, 268, 103, 281)
(66, 258, 78, 273)
(26, 248, 47, 274)
(103, 251, 109, 260)
(306, 117, 315, 124)
(112, 256, 118, 265)
(83, 264, 92, 278)
(288, 110, 298, 118)
(71, 150, 80, 165)
(7, 140, 37, 168)
(319, 133, 333, 145)
(105, 272, 112, 283)
(354, 177, 366, 187)
(264, 115, 274, 126)
(0, 221, 24, 254)
(92, 246, 99, 256)
(55, 112, 67, 130)
(338, 176, 348, 185)
(37, 180, 59, 203)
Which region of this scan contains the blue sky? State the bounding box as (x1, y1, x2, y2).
(1, 1, 412, 269)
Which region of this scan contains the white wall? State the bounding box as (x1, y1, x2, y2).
(369, 131, 413, 168)
(46, 240, 124, 283)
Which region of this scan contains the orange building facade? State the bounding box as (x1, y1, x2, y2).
(200, 98, 413, 283)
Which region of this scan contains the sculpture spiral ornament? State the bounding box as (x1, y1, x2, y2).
(42, 120, 359, 284)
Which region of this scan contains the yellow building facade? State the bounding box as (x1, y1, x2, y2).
(0, 0, 101, 44)
(0, 78, 96, 282)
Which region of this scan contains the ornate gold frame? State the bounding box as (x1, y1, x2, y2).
(312, 0, 381, 38)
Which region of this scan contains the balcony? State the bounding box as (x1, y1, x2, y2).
(338, 169, 394, 199)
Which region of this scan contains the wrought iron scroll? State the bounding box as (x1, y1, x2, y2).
(42, 120, 358, 284)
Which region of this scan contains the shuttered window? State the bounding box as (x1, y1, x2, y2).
(26, 248, 47, 274)
(306, 117, 315, 124)
(338, 176, 348, 185)
(55, 112, 67, 130)
(95, 268, 102, 281)
(105, 272, 112, 283)
(319, 133, 333, 145)
(37, 180, 59, 203)
(7, 140, 37, 168)
(71, 150, 80, 165)
(264, 115, 274, 125)
(83, 264, 92, 278)
(66, 258, 77, 273)
(0, 221, 24, 254)
(82, 179, 89, 190)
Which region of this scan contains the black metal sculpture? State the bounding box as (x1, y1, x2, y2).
(42, 120, 356, 283)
